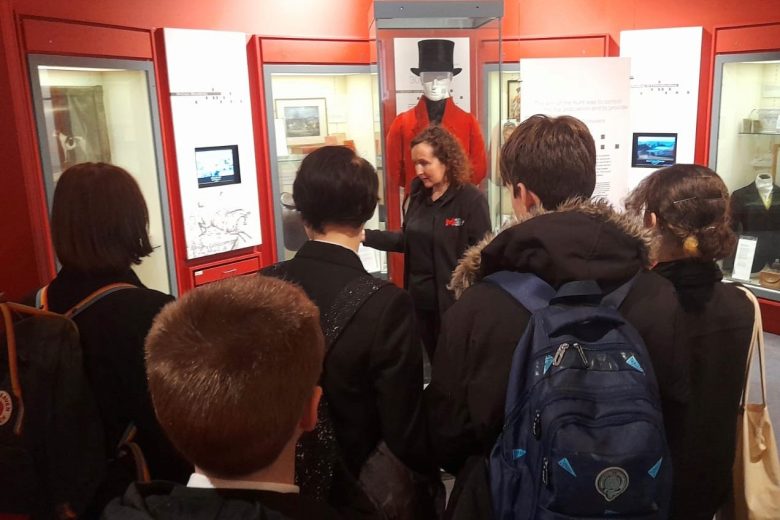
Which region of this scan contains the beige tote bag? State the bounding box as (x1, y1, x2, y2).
(722, 287, 780, 520)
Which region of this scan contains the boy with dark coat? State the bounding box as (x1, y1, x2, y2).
(425, 115, 685, 518)
(102, 275, 340, 520)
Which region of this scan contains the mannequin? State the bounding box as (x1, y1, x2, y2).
(729, 172, 780, 272)
(385, 39, 487, 194)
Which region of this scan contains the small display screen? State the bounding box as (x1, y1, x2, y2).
(196, 145, 241, 188)
(631, 133, 678, 168)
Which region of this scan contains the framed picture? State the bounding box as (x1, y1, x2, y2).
(274, 98, 328, 146)
(507, 80, 521, 120)
(49, 85, 112, 175)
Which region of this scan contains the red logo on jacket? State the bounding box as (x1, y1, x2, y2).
(445, 217, 464, 227)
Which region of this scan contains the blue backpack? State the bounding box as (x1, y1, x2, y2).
(485, 271, 671, 520)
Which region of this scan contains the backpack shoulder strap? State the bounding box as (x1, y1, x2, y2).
(1, 302, 72, 436)
(35, 285, 49, 310)
(65, 283, 138, 319)
(483, 271, 555, 312)
(321, 275, 391, 353)
(601, 272, 641, 309)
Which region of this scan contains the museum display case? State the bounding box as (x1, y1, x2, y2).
(28, 55, 176, 295)
(263, 65, 387, 273)
(484, 63, 519, 227)
(370, 0, 505, 281)
(710, 51, 780, 300)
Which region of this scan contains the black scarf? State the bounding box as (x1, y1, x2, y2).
(653, 260, 723, 313)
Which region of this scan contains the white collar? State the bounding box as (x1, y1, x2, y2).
(187, 473, 299, 494)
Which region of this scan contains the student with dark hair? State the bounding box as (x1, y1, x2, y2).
(364, 125, 491, 359)
(426, 115, 682, 517)
(104, 275, 339, 519)
(262, 146, 435, 517)
(625, 164, 754, 519)
(43, 163, 189, 507)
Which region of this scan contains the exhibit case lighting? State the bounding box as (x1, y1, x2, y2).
(373, 1, 502, 29)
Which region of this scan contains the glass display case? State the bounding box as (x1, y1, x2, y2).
(28, 55, 176, 295)
(370, 0, 504, 281)
(484, 63, 519, 228)
(263, 65, 387, 273)
(710, 51, 780, 299)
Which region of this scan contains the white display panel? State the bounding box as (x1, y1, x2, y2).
(393, 37, 471, 114)
(164, 28, 262, 259)
(520, 57, 632, 207)
(621, 27, 702, 190)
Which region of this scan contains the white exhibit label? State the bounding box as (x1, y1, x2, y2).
(620, 27, 702, 190)
(732, 236, 758, 282)
(164, 28, 262, 260)
(520, 57, 632, 207)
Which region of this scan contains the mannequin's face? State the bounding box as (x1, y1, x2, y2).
(420, 71, 452, 101)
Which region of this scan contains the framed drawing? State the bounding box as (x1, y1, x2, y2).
(49, 85, 112, 174)
(274, 98, 328, 146)
(507, 79, 521, 120)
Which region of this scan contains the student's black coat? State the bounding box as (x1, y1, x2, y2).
(654, 260, 753, 520)
(262, 241, 430, 477)
(45, 268, 190, 485)
(426, 200, 688, 518)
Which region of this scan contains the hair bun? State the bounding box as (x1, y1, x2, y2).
(683, 235, 699, 256)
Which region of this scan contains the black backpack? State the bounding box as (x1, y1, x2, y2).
(485, 271, 671, 519)
(0, 300, 104, 518)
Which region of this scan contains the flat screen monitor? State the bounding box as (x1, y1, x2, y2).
(195, 145, 241, 188)
(631, 133, 678, 168)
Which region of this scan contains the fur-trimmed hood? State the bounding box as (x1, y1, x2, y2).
(449, 198, 654, 299)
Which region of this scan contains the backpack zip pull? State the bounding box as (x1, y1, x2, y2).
(532, 410, 542, 439)
(574, 343, 590, 368)
(552, 343, 569, 366)
(542, 457, 549, 485)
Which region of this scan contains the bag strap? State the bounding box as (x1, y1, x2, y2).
(117, 423, 151, 482)
(320, 275, 390, 354)
(62, 283, 137, 319)
(483, 271, 555, 312)
(484, 270, 639, 311)
(36, 282, 137, 317)
(601, 272, 640, 309)
(35, 284, 50, 310)
(736, 286, 767, 407)
(0, 302, 73, 436)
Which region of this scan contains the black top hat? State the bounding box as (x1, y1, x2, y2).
(410, 39, 462, 76)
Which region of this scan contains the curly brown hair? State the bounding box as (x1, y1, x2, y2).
(624, 164, 736, 260)
(411, 125, 471, 187)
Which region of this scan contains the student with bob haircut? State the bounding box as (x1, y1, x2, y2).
(263, 145, 436, 517)
(42, 163, 189, 508)
(625, 164, 754, 519)
(427, 115, 683, 517)
(103, 275, 339, 519)
(364, 125, 491, 359)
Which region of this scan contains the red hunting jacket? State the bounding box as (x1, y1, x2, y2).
(386, 97, 487, 191)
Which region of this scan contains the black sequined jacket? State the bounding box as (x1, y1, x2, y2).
(262, 240, 432, 477)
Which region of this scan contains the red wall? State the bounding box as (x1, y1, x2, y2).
(503, 0, 780, 41)
(0, 0, 373, 300)
(9, 0, 372, 39)
(3, 0, 780, 301)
